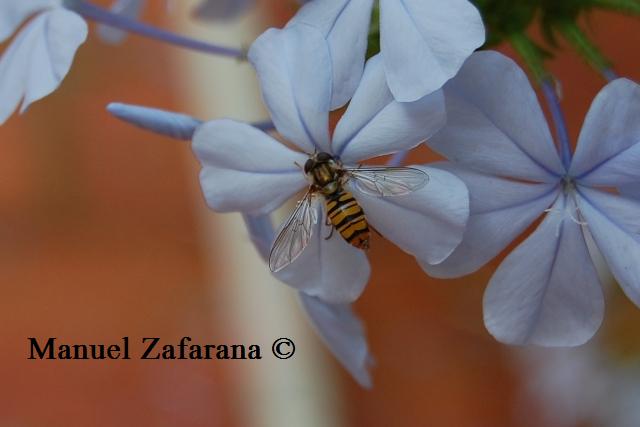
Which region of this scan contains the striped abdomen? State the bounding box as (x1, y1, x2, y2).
(325, 190, 370, 250)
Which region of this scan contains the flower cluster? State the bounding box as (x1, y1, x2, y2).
(3, 0, 640, 387)
(191, 23, 470, 304)
(0, 0, 251, 124)
(423, 51, 640, 347)
(0, 0, 87, 124)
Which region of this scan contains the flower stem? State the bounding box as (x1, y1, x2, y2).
(509, 33, 549, 82)
(558, 22, 616, 81)
(601, 68, 620, 81)
(510, 33, 572, 168)
(541, 80, 572, 168)
(71, 1, 246, 59)
(107, 103, 275, 140)
(589, 0, 640, 14)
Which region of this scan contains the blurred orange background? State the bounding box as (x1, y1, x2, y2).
(1, 1, 639, 426)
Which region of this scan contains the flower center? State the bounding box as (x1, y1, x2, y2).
(562, 177, 587, 226)
(562, 176, 577, 196)
(544, 177, 587, 232)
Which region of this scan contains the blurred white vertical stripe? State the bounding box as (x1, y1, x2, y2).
(171, 2, 345, 427)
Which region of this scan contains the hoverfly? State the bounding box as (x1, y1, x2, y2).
(268, 152, 429, 272)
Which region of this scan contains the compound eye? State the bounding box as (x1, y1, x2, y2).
(316, 152, 332, 162)
(303, 159, 314, 174)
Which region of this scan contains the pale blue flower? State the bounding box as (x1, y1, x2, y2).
(0, 0, 253, 124)
(106, 104, 374, 389)
(422, 50, 640, 347)
(189, 24, 468, 303)
(289, 0, 485, 107)
(0, 0, 88, 124)
(106, 23, 467, 386)
(300, 294, 373, 387)
(620, 183, 640, 200)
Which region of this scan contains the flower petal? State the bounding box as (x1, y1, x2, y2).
(483, 195, 604, 346)
(0, 0, 57, 43)
(333, 55, 446, 163)
(422, 163, 561, 278)
(275, 199, 370, 303)
(192, 119, 308, 215)
(97, 0, 146, 44)
(299, 294, 373, 388)
(577, 186, 640, 307)
(192, 0, 253, 20)
(107, 103, 203, 140)
(379, 0, 485, 102)
(289, 0, 374, 109)
(619, 183, 640, 200)
(243, 213, 274, 262)
(0, 8, 87, 124)
(349, 166, 468, 265)
(428, 51, 565, 183)
(570, 79, 640, 186)
(248, 24, 331, 153)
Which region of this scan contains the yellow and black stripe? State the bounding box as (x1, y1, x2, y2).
(325, 190, 370, 250)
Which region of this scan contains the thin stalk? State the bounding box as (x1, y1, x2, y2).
(541, 80, 572, 168)
(107, 103, 274, 140)
(601, 68, 620, 81)
(559, 22, 616, 81)
(589, 0, 640, 14)
(509, 33, 549, 82)
(510, 33, 572, 168)
(71, 1, 246, 59)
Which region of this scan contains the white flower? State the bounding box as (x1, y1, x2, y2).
(105, 100, 376, 386)
(300, 294, 373, 387)
(0, 0, 88, 124)
(424, 50, 640, 346)
(290, 0, 485, 106)
(191, 24, 469, 303)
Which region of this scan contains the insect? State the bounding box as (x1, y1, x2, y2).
(268, 152, 430, 272)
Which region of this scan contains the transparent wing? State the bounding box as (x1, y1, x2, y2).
(269, 190, 317, 273)
(345, 166, 429, 197)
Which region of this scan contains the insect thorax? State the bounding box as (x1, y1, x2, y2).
(305, 152, 342, 195)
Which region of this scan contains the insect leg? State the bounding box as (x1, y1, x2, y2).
(323, 216, 334, 240)
(324, 226, 334, 240)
